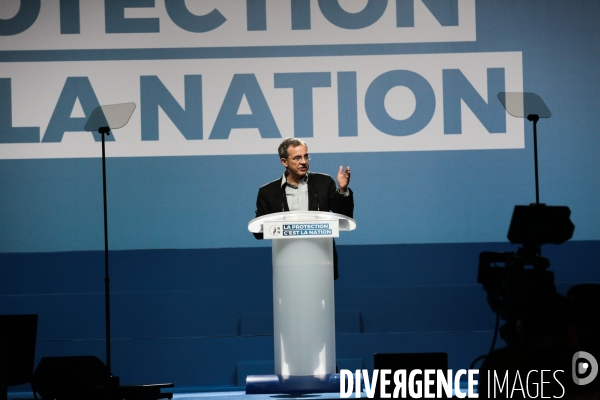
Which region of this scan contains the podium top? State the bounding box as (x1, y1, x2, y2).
(248, 211, 356, 234)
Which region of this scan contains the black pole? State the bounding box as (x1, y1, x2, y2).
(527, 114, 540, 205)
(99, 127, 112, 399)
(526, 115, 542, 257)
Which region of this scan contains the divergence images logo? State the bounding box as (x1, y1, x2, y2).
(270, 225, 281, 236)
(573, 351, 598, 386)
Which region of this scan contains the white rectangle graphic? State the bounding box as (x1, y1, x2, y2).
(0, 51, 523, 160)
(0, 0, 476, 50)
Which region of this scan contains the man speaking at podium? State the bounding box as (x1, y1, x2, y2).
(253, 138, 354, 280)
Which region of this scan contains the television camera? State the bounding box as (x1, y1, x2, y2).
(477, 203, 574, 345)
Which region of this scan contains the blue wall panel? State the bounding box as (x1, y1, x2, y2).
(2, 240, 598, 388)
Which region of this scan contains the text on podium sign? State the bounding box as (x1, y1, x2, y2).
(263, 220, 340, 239)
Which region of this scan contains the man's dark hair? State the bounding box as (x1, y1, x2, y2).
(278, 138, 307, 159)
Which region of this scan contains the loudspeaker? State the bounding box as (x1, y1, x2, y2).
(32, 356, 117, 400)
(0, 314, 38, 387)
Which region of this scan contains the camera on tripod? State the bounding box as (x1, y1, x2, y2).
(477, 203, 574, 345)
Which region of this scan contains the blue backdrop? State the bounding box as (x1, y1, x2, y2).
(1, 0, 599, 390)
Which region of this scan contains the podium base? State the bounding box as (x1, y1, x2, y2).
(246, 374, 340, 394)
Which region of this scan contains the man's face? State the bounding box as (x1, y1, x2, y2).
(281, 144, 309, 180)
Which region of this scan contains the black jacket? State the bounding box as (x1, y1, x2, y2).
(253, 172, 354, 279)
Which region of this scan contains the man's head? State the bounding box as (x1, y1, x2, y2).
(279, 138, 309, 182)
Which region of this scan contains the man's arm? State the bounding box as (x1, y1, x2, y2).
(332, 165, 353, 217)
(326, 175, 354, 218)
(255, 187, 271, 219)
(253, 182, 282, 239)
(337, 165, 351, 194)
(330, 188, 353, 218)
(253, 188, 269, 239)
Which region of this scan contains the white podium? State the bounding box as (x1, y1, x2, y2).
(246, 211, 356, 394)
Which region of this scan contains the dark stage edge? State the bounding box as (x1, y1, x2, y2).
(246, 374, 340, 395)
(7, 389, 350, 400)
(9, 384, 473, 399)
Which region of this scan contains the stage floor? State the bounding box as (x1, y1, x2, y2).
(174, 390, 348, 400)
(7, 388, 351, 400)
